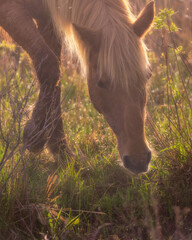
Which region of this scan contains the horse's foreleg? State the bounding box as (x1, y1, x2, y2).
(0, 2, 60, 153)
(36, 18, 71, 159)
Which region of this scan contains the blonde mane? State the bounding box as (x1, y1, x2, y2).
(44, 0, 150, 92)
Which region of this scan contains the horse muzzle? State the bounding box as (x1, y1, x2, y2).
(122, 151, 151, 174)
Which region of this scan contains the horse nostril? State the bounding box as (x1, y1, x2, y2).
(147, 151, 152, 163)
(123, 155, 131, 169)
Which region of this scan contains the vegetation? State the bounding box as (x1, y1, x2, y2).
(0, 3, 192, 240)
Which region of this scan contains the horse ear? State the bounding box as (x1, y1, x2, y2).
(72, 23, 101, 51)
(133, 1, 155, 38)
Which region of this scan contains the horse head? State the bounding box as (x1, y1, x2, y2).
(73, 1, 155, 174)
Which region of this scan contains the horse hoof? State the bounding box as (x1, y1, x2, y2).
(48, 140, 74, 161)
(23, 119, 47, 153)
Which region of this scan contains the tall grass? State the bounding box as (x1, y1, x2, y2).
(0, 2, 192, 239)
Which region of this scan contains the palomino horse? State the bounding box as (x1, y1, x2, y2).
(0, 0, 154, 174)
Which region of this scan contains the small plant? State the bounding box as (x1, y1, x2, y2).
(149, 7, 192, 164)
(154, 8, 179, 32)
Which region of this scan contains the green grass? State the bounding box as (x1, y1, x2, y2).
(0, 6, 192, 240)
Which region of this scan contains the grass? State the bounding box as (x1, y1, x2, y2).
(0, 3, 192, 240)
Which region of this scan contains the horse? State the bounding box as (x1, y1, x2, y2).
(0, 0, 155, 174)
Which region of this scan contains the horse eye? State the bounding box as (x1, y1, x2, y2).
(97, 79, 108, 89)
(97, 77, 110, 89)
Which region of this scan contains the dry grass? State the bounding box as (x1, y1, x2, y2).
(0, 1, 192, 239)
